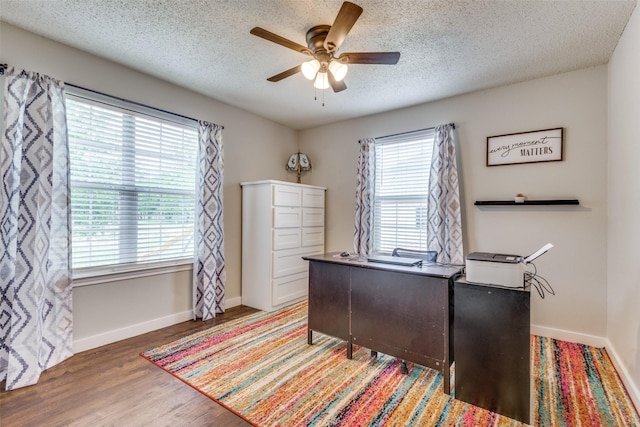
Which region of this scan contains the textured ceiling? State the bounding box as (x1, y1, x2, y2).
(0, 0, 636, 130)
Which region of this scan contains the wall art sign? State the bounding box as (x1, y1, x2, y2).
(486, 127, 563, 166)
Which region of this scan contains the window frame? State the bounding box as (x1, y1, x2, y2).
(372, 128, 435, 255)
(65, 87, 198, 285)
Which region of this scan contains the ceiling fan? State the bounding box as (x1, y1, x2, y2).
(250, 1, 400, 93)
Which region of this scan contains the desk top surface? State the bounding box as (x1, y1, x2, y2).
(304, 252, 462, 279)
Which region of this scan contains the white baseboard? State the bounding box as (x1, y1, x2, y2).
(226, 296, 242, 308)
(73, 296, 244, 353)
(73, 309, 193, 353)
(603, 338, 640, 412)
(531, 324, 607, 348)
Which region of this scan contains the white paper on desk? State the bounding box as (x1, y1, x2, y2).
(523, 243, 553, 263)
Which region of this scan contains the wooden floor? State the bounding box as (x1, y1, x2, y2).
(0, 305, 260, 427)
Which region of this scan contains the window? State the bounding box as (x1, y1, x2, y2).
(66, 89, 198, 276)
(373, 129, 435, 254)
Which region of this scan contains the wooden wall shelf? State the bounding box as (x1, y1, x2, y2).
(474, 199, 579, 206)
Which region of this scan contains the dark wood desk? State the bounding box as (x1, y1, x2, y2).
(303, 253, 462, 394)
(454, 277, 531, 423)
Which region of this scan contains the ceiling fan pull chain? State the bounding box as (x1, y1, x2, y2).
(312, 84, 325, 107)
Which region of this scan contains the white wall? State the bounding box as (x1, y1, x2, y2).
(300, 66, 609, 342)
(0, 22, 299, 350)
(608, 4, 640, 407)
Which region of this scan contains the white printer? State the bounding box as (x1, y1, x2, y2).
(466, 252, 524, 288)
(466, 243, 553, 288)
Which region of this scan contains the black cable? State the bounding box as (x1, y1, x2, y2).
(524, 262, 555, 298)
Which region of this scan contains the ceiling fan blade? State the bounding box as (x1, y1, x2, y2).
(324, 1, 363, 52)
(338, 52, 401, 65)
(250, 27, 311, 55)
(328, 72, 347, 92)
(267, 65, 302, 82)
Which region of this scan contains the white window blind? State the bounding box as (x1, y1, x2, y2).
(66, 91, 198, 274)
(373, 129, 435, 254)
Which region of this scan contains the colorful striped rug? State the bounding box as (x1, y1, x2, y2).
(141, 301, 639, 426)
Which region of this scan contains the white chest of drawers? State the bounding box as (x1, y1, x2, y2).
(241, 180, 326, 311)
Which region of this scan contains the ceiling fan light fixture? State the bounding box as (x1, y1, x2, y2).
(328, 60, 348, 81)
(301, 59, 321, 80)
(313, 71, 330, 89)
(250, 1, 400, 96)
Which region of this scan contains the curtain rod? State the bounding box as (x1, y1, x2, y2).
(0, 64, 223, 129)
(376, 123, 455, 140)
(66, 83, 224, 129)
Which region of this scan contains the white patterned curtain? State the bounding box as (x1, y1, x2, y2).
(353, 138, 375, 256)
(427, 123, 464, 265)
(0, 68, 73, 390)
(193, 121, 225, 320)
